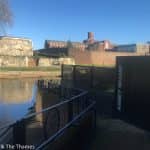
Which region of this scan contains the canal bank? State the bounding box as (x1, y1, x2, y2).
(0, 71, 61, 78)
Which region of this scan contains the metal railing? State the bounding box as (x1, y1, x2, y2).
(61, 64, 115, 90)
(0, 88, 96, 150)
(37, 79, 61, 89)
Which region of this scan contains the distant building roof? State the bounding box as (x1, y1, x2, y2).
(0, 36, 32, 41)
(116, 43, 149, 47)
(45, 40, 85, 45)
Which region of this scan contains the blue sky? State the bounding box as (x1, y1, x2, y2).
(6, 0, 150, 49)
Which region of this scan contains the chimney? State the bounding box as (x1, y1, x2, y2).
(88, 32, 94, 40)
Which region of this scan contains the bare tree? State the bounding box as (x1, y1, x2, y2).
(0, 0, 13, 34)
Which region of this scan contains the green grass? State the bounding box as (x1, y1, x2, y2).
(0, 66, 61, 72)
(74, 64, 115, 68)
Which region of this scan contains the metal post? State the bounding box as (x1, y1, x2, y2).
(13, 119, 26, 144)
(61, 64, 64, 79)
(90, 66, 94, 88)
(93, 108, 97, 129)
(73, 65, 76, 88)
(68, 101, 73, 122)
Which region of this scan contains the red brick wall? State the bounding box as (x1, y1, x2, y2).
(69, 48, 143, 65)
(69, 48, 93, 64)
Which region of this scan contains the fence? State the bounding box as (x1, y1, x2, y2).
(61, 65, 116, 91)
(0, 84, 96, 149)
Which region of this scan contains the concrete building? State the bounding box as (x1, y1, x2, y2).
(0, 36, 33, 56)
(0, 36, 34, 67)
(114, 44, 150, 54)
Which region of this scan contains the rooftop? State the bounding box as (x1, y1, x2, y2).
(0, 36, 32, 41)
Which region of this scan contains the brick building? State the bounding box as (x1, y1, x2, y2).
(37, 32, 150, 66)
(43, 32, 113, 53)
(45, 40, 87, 50)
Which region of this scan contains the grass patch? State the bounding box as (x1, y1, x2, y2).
(0, 66, 61, 72)
(73, 64, 115, 68)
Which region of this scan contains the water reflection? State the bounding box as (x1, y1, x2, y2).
(0, 78, 38, 126)
(0, 78, 86, 148)
(0, 79, 36, 104)
(0, 78, 61, 145)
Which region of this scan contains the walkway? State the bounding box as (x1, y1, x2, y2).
(33, 91, 150, 150)
(87, 117, 150, 150)
(84, 91, 150, 150)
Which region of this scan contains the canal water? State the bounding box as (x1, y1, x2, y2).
(0, 78, 56, 127)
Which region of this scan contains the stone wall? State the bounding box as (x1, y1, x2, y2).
(0, 56, 75, 67)
(38, 58, 50, 67)
(0, 36, 33, 56)
(0, 56, 34, 67)
(38, 57, 75, 67)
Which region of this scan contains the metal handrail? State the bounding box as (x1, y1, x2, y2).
(0, 90, 88, 130)
(36, 101, 96, 150)
(24, 90, 88, 120)
(0, 88, 95, 149)
(0, 126, 12, 138)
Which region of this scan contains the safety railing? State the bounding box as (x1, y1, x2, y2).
(0, 88, 96, 150)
